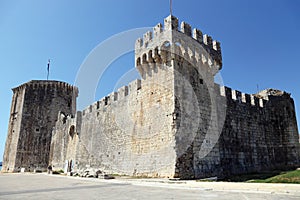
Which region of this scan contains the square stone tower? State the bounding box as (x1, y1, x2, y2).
(135, 15, 225, 178)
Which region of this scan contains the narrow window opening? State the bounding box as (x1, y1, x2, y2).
(69, 125, 75, 139)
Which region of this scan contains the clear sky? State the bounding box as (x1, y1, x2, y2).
(0, 0, 299, 160)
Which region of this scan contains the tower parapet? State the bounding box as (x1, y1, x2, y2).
(135, 15, 222, 79)
(13, 80, 78, 96)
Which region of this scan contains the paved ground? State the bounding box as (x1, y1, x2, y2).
(0, 173, 300, 200)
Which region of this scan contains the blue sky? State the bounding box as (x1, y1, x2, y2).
(0, 0, 299, 160)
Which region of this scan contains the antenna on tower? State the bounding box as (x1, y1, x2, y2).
(170, 0, 173, 16)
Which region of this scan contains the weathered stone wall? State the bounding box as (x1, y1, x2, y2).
(2, 80, 78, 172)
(49, 15, 300, 179)
(173, 62, 224, 179)
(51, 63, 177, 177)
(173, 73, 300, 180)
(2, 85, 26, 172)
(217, 88, 300, 178)
(49, 111, 80, 171)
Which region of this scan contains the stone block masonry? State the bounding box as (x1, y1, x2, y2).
(51, 67, 177, 177)
(3, 15, 300, 179)
(2, 81, 78, 172)
(49, 15, 300, 179)
(216, 88, 300, 177)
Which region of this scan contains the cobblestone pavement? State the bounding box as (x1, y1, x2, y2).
(0, 173, 299, 200)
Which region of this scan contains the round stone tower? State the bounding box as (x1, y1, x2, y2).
(2, 80, 78, 172)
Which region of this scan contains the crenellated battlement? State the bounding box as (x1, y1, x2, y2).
(135, 16, 221, 53)
(135, 15, 222, 78)
(82, 79, 141, 116)
(12, 80, 79, 96)
(81, 80, 290, 118)
(81, 81, 290, 116)
(215, 84, 286, 108)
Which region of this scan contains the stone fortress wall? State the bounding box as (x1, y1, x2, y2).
(49, 80, 300, 179)
(3, 15, 300, 179)
(49, 15, 300, 179)
(51, 60, 177, 177)
(216, 87, 300, 178)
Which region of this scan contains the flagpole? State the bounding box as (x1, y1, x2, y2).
(47, 59, 50, 80)
(170, 0, 172, 16)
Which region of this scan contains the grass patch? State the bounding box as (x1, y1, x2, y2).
(222, 170, 300, 184)
(247, 170, 300, 184)
(224, 171, 281, 182)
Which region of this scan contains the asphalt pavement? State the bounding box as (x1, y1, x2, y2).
(0, 173, 299, 200)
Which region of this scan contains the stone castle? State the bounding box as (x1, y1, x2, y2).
(3, 16, 300, 179)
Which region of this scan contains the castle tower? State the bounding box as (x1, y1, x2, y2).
(135, 15, 224, 178)
(2, 80, 78, 172)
